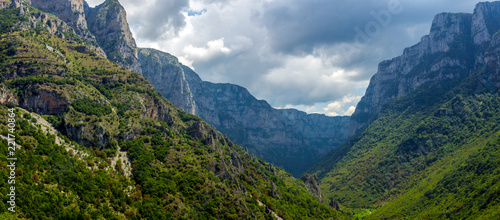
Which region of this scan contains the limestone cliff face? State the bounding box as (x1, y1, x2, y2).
(0, 83, 18, 105)
(20, 0, 139, 69)
(86, 0, 141, 73)
(31, 0, 87, 30)
(138, 48, 196, 114)
(30, 0, 98, 43)
(350, 2, 500, 135)
(138, 48, 350, 177)
(22, 88, 69, 115)
(301, 173, 324, 203)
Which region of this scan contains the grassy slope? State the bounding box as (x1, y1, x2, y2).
(0, 6, 350, 219)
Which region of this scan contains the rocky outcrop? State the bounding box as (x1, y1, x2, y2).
(86, 0, 141, 73)
(138, 48, 196, 114)
(0, 0, 25, 10)
(138, 48, 350, 177)
(349, 3, 500, 135)
(301, 173, 324, 203)
(30, 0, 97, 43)
(1, 0, 107, 57)
(0, 83, 18, 105)
(22, 88, 69, 115)
(31, 0, 87, 30)
(471, 2, 500, 45)
(269, 181, 281, 199)
(329, 198, 341, 211)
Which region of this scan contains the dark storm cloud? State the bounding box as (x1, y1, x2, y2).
(258, 0, 377, 54)
(258, 0, 482, 55)
(86, 0, 486, 114)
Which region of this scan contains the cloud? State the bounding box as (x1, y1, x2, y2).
(182, 38, 231, 64)
(323, 95, 362, 116)
(85, 0, 485, 115)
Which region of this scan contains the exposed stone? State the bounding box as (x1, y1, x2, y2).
(0, 83, 18, 105)
(472, 2, 500, 45)
(269, 181, 281, 199)
(301, 173, 324, 203)
(86, 0, 141, 73)
(22, 88, 69, 115)
(138, 48, 351, 177)
(30, 0, 97, 43)
(349, 10, 479, 135)
(329, 198, 341, 211)
(138, 48, 196, 114)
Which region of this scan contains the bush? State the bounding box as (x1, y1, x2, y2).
(71, 98, 112, 116)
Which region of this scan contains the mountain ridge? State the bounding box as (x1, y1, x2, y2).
(312, 1, 500, 218)
(0, 1, 348, 219)
(138, 47, 351, 177)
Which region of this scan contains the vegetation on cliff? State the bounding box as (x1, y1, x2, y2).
(0, 5, 348, 219)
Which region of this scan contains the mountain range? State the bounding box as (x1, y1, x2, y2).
(20, 0, 352, 178)
(1, 0, 500, 219)
(313, 2, 500, 218)
(137, 47, 350, 177)
(0, 0, 348, 219)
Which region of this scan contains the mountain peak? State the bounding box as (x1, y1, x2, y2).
(349, 3, 500, 135)
(472, 1, 500, 45)
(86, 0, 142, 73)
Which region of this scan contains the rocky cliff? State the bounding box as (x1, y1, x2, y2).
(349, 3, 500, 134)
(21, 0, 350, 176)
(86, 0, 141, 73)
(301, 173, 324, 203)
(138, 48, 350, 177)
(12, 0, 141, 72)
(313, 2, 500, 215)
(138, 48, 196, 114)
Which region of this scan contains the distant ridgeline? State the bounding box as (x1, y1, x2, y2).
(136, 49, 350, 178)
(0, 0, 350, 219)
(19, 0, 353, 178)
(312, 1, 500, 219)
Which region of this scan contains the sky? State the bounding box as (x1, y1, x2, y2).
(87, 0, 484, 116)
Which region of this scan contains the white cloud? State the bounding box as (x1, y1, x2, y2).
(181, 38, 231, 62)
(345, 106, 356, 116)
(83, 0, 485, 116)
(323, 95, 362, 116)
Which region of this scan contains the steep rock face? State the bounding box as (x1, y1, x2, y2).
(0, 0, 23, 10)
(138, 48, 196, 114)
(351, 2, 500, 135)
(301, 173, 324, 203)
(471, 2, 500, 45)
(86, 0, 141, 73)
(31, 0, 87, 30)
(138, 48, 350, 177)
(1, 0, 107, 57)
(350, 11, 478, 135)
(280, 109, 350, 155)
(314, 2, 500, 215)
(30, 0, 97, 42)
(22, 89, 69, 115)
(0, 83, 18, 105)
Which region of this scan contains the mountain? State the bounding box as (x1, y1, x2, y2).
(138, 47, 350, 177)
(312, 1, 500, 218)
(86, 0, 142, 73)
(0, 1, 349, 219)
(27, 0, 351, 178)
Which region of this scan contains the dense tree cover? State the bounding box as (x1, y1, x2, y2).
(0, 6, 349, 219)
(71, 98, 112, 116)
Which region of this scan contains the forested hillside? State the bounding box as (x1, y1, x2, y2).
(312, 2, 500, 219)
(0, 4, 348, 219)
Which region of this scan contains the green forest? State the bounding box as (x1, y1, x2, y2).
(0, 5, 349, 219)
